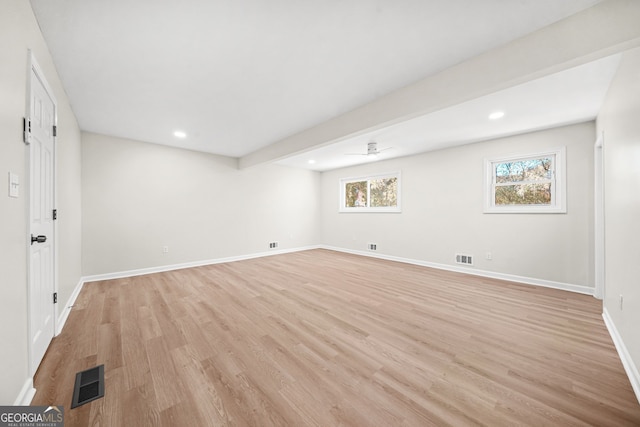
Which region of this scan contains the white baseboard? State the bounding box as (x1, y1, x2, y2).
(13, 378, 36, 406)
(602, 308, 640, 405)
(81, 244, 593, 295)
(81, 245, 322, 283)
(320, 245, 594, 296)
(56, 278, 85, 336)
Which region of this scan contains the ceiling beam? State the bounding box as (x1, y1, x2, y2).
(239, 0, 640, 169)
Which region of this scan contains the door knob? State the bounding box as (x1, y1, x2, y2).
(31, 235, 47, 244)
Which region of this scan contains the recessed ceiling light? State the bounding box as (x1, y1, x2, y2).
(308, 159, 316, 164)
(173, 130, 187, 138)
(489, 111, 505, 120)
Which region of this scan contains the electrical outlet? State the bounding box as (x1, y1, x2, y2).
(162, 246, 169, 254)
(368, 243, 377, 251)
(485, 252, 492, 260)
(269, 241, 279, 249)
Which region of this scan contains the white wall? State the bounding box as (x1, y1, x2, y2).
(597, 46, 640, 396)
(0, 1, 82, 404)
(82, 132, 321, 276)
(321, 122, 595, 289)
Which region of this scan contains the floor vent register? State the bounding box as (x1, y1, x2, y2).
(71, 365, 105, 408)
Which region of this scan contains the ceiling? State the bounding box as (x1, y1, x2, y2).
(277, 54, 621, 170)
(30, 0, 608, 170)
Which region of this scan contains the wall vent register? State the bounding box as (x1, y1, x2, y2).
(455, 254, 473, 265)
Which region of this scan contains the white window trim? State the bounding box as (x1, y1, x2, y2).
(339, 171, 401, 213)
(484, 147, 566, 214)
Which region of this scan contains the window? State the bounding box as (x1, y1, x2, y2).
(484, 148, 566, 213)
(340, 172, 401, 212)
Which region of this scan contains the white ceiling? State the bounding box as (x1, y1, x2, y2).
(30, 0, 606, 169)
(276, 54, 621, 170)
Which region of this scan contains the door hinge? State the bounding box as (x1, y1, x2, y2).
(53, 292, 58, 304)
(52, 125, 57, 137)
(53, 209, 57, 220)
(23, 117, 32, 144)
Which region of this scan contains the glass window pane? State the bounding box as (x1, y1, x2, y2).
(495, 183, 552, 205)
(345, 181, 368, 207)
(370, 177, 398, 207)
(495, 157, 553, 183)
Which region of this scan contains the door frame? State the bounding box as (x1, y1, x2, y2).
(594, 133, 605, 301)
(25, 50, 58, 375)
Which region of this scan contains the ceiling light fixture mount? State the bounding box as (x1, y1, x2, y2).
(488, 111, 505, 120)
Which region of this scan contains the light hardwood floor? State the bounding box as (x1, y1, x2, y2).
(33, 249, 640, 426)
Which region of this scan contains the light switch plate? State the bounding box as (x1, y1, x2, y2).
(9, 172, 19, 198)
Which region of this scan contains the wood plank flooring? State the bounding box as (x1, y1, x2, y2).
(33, 249, 640, 426)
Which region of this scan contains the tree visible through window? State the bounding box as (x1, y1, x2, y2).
(494, 157, 552, 205)
(370, 177, 398, 207)
(341, 172, 400, 212)
(345, 181, 368, 208)
(485, 148, 566, 213)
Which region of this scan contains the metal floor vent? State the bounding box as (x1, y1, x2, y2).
(71, 365, 105, 408)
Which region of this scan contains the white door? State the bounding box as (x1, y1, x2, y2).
(27, 53, 57, 375)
